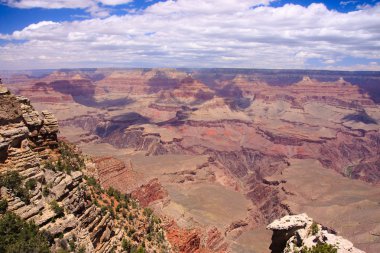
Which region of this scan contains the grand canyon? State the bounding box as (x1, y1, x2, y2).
(1, 68, 379, 252)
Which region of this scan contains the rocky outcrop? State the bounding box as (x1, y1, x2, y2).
(267, 213, 365, 253)
(0, 88, 170, 252)
(103, 127, 185, 156)
(94, 156, 129, 189)
(164, 220, 202, 253)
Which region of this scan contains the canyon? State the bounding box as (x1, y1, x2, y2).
(2, 68, 380, 252)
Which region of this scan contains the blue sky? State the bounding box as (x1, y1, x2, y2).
(0, 0, 379, 70)
(0, 0, 376, 33)
(0, 1, 165, 33)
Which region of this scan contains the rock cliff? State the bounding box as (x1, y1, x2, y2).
(0, 84, 170, 252)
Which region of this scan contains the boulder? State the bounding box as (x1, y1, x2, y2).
(267, 213, 365, 253)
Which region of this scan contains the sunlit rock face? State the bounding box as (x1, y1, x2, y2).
(267, 213, 365, 253)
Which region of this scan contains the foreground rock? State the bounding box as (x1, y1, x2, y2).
(0, 88, 170, 252)
(267, 213, 365, 253)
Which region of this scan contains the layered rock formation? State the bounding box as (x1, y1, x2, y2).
(267, 213, 364, 253)
(0, 85, 170, 252)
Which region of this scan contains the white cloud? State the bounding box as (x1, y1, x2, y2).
(356, 3, 373, 10)
(340, 1, 357, 6)
(3, 0, 95, 9)
(1, 0, 133, 17)
(98, 0, 133, 5)
(146, 0, 272, 14)
(326, 62, 380, 71)
(0, 0, 380, 69)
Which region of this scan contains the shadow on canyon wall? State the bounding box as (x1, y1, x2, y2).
(342, 110, 378, 124)
(147, 70, 181, 93)
(96, 112, 151, 138)
(50, 80, 133, 108)
(192, 69, 380, 103)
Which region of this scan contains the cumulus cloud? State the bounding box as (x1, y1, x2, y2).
(1, 0, 133, 8)
(98, 0, 133, 5)
(340, 1, 357, 6)
(0, 0, 133, 17)
(326, 62, 380, 71)
(2, 0, 94, 9)
(0, 0, 380, 69)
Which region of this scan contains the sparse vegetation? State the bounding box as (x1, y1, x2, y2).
(122, 238, 132, 251)
(58, 141, 85, 172)
(0, 212, 50, 253)
(50, 200, 64, 218)
(44, 160, 55, 171)
(135, 245, 146, 253)
(69, 239, 76, 252)
(42, 186, 50, 197)
(0, 198, 8, 214)
(0, 171, 30, 204)
(0, 171, 22, 189)
(73, 151, 169, 252)
(310, 222, 319, 235)
(77, 245, 86, 253)
(344, 165, 357, 179)
(301, 243, 337, 253)
(143, 208, 153, 217)
(44, 141, 85, 174)
(25, 178, 37, 191)
(101, 205, 108, 215)
(0, 144, 169, 253)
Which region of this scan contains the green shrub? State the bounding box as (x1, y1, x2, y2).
(25, 178, 37, 191)
(15, 187, 31, 204)
(56, 249, 69, 253)
(157, 230, 165, 243)
(0, 171, 30, 204)
(42, 187, 50, 197)
(86, 176, 97, 187)
(77, 245, 86, 253)
(100, 206, 108, 215)
(44, 160, 56, 171)
(0, 171, 22, 190)
(128, 228, 136, 237)
(107, 187, 122, 201)
(143, 208, 153, 217)
(116, 204, 121, 212)
(310, 222, 319, 235)
(135, 245, 146, 253)
(301, 243, 337, 253)
(50, 200, 64, 218)
(122, 238, 132, 251)
(69, 240, 76, 252)
(108, 206, 115, 218)
(57, 141, 85, 174)
(0, 198, 8, 214)
(0, 212, 50, 253)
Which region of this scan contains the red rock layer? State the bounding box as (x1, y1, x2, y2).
(131, 178, 168, 207)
